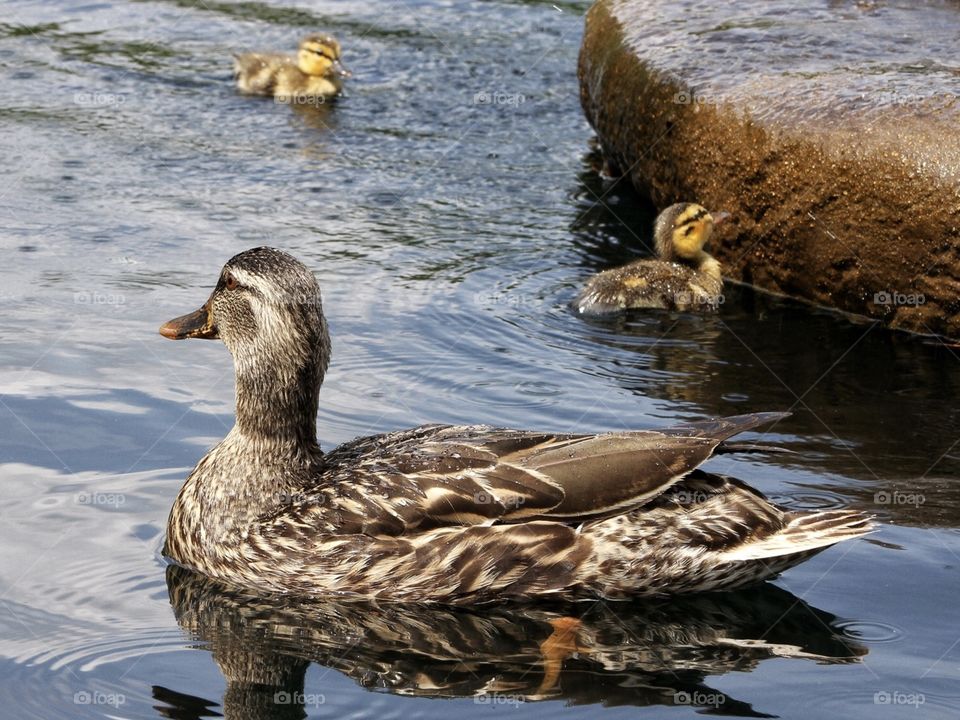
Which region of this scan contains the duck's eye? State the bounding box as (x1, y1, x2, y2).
(312, 48, 333, 60)
(224, 272, 239, 291)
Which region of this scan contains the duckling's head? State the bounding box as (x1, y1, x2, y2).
(653, 203, 729, 263)
(160, 247, 330, 443)
(296, 34, 348, 78)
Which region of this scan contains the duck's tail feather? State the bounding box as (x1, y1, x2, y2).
(663, 411, 791, 444)
(713, 441, 796, 455)
(720, 510, 874, 564)
(679, 412, 793, 455)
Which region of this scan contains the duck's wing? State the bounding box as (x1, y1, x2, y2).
(505, 411, 789, 521)
(283, 413, 788, 537)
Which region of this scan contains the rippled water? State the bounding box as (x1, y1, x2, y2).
(1, 1, 959, 718)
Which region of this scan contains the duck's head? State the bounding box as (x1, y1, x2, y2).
(160, 247, 330, 445)
(296, 34, 349, 78)
(653, 203, 729, 263)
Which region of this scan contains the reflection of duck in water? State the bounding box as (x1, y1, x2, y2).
(234, 34, 349, 102)
(158, 247, 871, 604)
(157, 563, 867, 718)
(576, 203, 727, 314)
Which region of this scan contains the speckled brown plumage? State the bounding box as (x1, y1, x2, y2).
(160, 247, 872, 604)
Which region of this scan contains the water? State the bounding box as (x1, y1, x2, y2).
(1, 1, 959, 718)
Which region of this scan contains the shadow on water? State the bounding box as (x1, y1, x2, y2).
(159, 565, 867, 719)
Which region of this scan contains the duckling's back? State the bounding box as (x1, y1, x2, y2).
(575, 258, 722, 314)
(234, 52, 295, 95)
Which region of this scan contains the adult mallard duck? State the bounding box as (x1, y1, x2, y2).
(233, 34, 349, 102)
(159, 247, 870, 605)
(576, 202, 727, 314)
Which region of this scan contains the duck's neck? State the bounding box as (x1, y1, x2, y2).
(696, 252, 722, 281)
(668, 248, 719, 276)
(165, 334, 330, 567)
(232, 356, 323, 452)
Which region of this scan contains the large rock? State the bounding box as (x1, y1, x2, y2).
(578, 0, 960, 337)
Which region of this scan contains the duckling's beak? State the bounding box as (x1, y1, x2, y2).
(159, 301, 219, 340)
(711, 211, 731, 226)
(332, 59, 351, 78)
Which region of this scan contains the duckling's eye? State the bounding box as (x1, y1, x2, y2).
(224, 272, 240, 291)
(312, 48, 333, 60)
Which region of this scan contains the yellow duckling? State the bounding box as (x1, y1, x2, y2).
(575, 203, 728, 314)
(233, 34, 349, 102)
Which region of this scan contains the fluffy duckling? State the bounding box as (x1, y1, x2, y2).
(576, 202, 728, 314)
(158, 247, 871, 605)
(234, 34, 349, 102)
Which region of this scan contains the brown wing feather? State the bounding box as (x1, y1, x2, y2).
(272, 414, 787, 538)
(491, 413, 789, 521)
(520, 434, 717, 520)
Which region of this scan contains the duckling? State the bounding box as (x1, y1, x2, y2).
(575, 202, 728, 314)
(234, 34, 349, 102)
(159, 247, 871, 605)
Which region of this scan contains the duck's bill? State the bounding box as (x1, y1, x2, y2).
(333, 60, 352, 78)
(711, 211, 731, 225)
(159, 303, 219, 340)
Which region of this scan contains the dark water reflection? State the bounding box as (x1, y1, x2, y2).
(160, 565, 865, 719)
(2, 0, 960, 718)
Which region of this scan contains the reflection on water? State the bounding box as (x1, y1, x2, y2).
(160, 565, 866, 719)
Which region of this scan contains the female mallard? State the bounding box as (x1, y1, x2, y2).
(159, 247, 870, 604)
(576, 202, 727, 314)
(234, 34, 349, 102)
